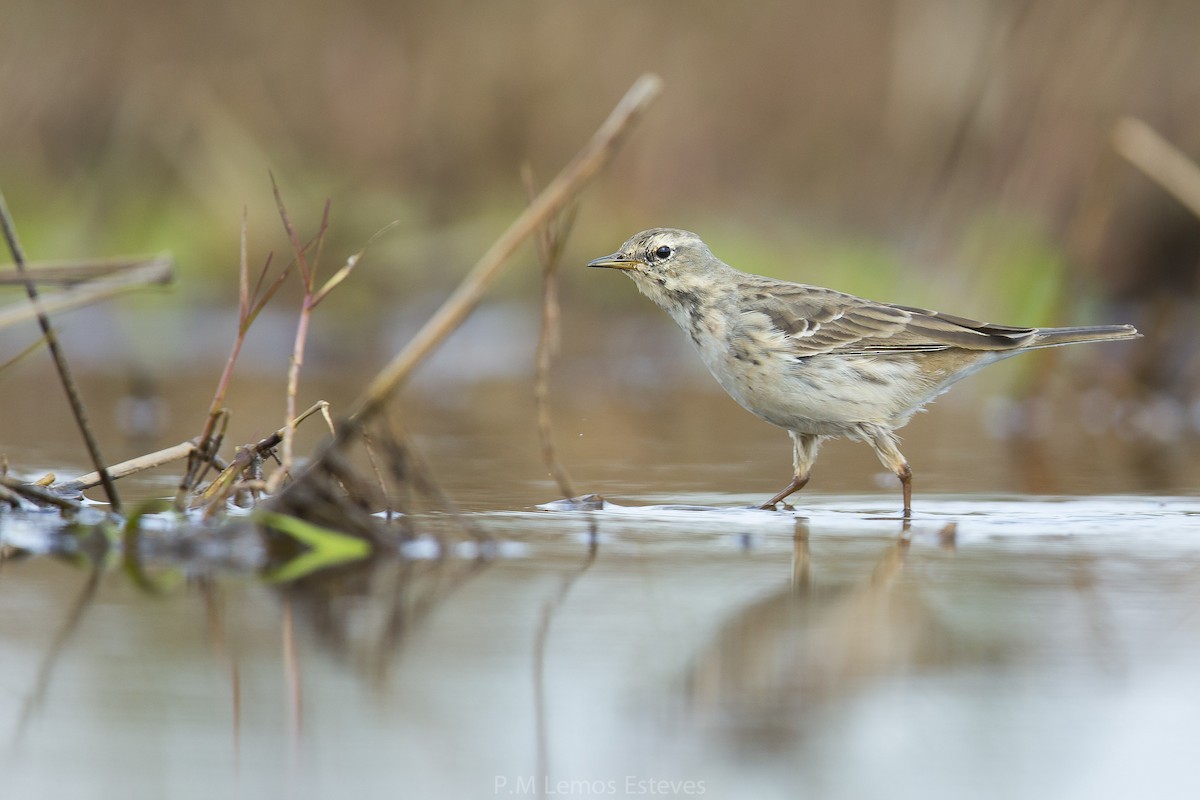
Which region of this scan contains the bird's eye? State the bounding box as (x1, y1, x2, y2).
(654, 245, 673, 260)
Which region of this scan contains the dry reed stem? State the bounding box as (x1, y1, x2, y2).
(179, 408, 231, 504)
(0, 190, 124, 511)
(349, 73, 662, 424)
(0, 474, 85, 512)
(270, 180, 331, 488)
(0, 483, 25, 509)
(0, 258, 170, 329)
(267, 186, 389, 493)
(195, 401, 330, 511)
(175, 210, 293, 508)
(0, 256, 174, 287)
(522, 164, 580, 501)
(58, 441, 197, 493)
(1112, 117, 1200, 220)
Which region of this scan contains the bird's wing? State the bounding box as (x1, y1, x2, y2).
(740, 282, 1038, 358)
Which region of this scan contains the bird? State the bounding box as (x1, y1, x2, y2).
(587, 228, 1140, 516)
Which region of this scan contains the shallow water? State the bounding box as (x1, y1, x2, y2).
(4, 490, 1200, 799)
(2, 355, 1199, 798)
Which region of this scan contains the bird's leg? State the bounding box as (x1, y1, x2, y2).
(861, 424, 913, 518)
(761, 432, 821, 510)
(762, 475, 808, 510)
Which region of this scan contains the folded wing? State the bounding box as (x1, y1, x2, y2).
(740, 281, 1038, 358)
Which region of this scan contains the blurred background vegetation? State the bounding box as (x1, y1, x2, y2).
(1, 0, 1197, 486)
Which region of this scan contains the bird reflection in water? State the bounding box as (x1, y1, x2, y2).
(685, 519, 971, 745)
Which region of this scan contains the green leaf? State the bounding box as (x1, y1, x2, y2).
(256, 510, 372, 582)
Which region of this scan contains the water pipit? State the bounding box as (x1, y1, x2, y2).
(588, 228, 1140, 516)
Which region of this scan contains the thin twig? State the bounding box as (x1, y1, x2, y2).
(266, 206, 397, 494)
(270, 183, 331, 488)
(521, 164, 580, 501)
(193, 409, 231, 493)
(360, 430, 392, 521)
(175, 209, 294, 508)
(267, 187, 395, 493)
(348, 73, 663, 424)
(378, 414, 490, 542)
(0, 335, 48, 374)
(0, 189, 121, 511)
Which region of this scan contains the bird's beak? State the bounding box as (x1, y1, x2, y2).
(587, 252, 640, 270)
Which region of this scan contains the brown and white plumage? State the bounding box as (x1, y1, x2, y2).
(589, 228, 1140, 515)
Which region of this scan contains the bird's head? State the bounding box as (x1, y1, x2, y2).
(587, 228, 725, 314)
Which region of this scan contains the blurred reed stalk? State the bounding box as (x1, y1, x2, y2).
(347, 72, 662, 424)
(270, 72, 662, 537)
(522, 163, 579, 502)
(1112, 117, 1200, 220)
(0, 256, 172, 376)
(0, 255, 173, 311)
(0, 195, 176, 512)
(0, 199, 117, 511)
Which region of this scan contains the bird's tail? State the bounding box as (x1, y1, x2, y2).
(1029, 324, 1140, 348)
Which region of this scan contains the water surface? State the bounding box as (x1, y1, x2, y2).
(1, 355, 1198, 798)
(3, 490, 1200, 799)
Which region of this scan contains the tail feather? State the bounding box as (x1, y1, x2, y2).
(1029, 324, 1140, 348)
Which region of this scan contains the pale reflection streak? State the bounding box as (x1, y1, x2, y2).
(9, 563, 102, 747)
(532, 520, 599, 800)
